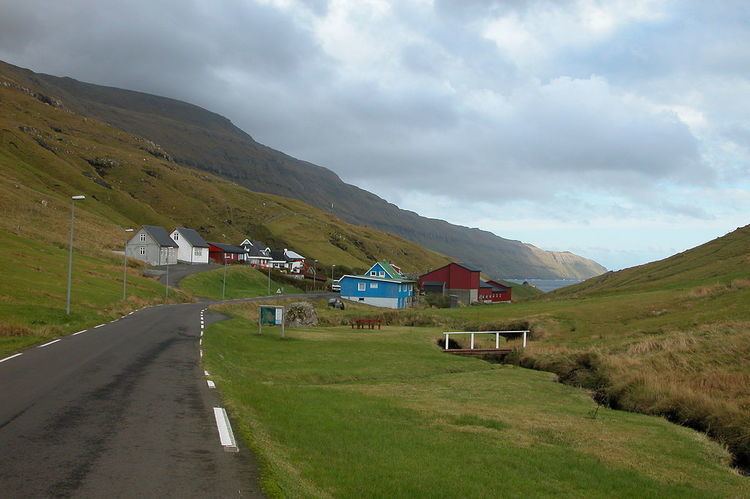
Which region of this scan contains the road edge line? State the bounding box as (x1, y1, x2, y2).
(213, 407, 239, 452)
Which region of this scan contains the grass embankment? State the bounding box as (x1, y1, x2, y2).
(0, 231, 187, 357)
(203, 305, 749, 497)
(180, 266, 303, 299)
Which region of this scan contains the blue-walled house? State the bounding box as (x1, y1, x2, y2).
(339, 261, 415, 309)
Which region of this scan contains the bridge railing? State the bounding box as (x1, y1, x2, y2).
(443, 330, 528, 351)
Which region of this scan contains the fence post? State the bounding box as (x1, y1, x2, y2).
(445, 333, 450, 350)
(496, 332, 499, 349)
(470, 333, 474, 350)
(523, 331, 527, 348)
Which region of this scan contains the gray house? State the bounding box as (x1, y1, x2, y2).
(126, 225, 178, 266)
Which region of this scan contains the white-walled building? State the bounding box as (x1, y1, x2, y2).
(170, 227, 209, 264)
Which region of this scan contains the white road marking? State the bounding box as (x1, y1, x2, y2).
(200, 331, 203, 338)
(37, 339, 61, 348)
(0, 353, 22, 363)
(200, 349, 203, 358)
(72, 330, 87, 336)
(199, 338, 202, 346)
(94, 324, 105, 329)
(213, 407, 239, 452)
(128, 311, 134, 316)
(207, 380, 216, 389)
(204, 370, 210, 376)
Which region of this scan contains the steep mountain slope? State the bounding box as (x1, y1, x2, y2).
(551, 224, 750, 297)
(0, 60, 606, 280)
(0, 71, 449, 279)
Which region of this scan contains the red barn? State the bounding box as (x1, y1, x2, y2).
(208, 242, 246, 264)
(479, 280, 512, 303)
(418, 263, 481, 304)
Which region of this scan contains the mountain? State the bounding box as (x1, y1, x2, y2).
(0, 68, 450, 278)
(0, 60, 606, 280)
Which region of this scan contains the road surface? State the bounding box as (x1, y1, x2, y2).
(151, 263, 221, 286)
(0, 296, 307, 497)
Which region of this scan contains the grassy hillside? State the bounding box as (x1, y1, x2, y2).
(0, 60, 606, 280)
(180, 266, 302, 300)
(203, 301, 749, 497)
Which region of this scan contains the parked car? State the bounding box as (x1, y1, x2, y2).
(331, 279, 341, 292)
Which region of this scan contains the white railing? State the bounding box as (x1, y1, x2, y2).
(443, 330, 529, 350)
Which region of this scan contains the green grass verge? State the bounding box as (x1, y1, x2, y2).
(179, 266, 303, 299)
(203, 314, 749, 497)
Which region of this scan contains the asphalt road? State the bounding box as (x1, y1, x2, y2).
(151, 263, 221, 286)
(0, 299, 275, 497)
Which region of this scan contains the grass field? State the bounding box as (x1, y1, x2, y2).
(203, 309, 749, 497)
(180, 266, 303, 299)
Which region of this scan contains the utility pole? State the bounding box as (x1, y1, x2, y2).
(313, 259, 318, 292)
(222, 253, 227, 300)
(267, 264, 271, 295)
(66, 195, 85, 315)
(165, 248, 170, 298)
(122, 228, 134, 300)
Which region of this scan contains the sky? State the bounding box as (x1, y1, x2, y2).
(1, 0, 748, 270)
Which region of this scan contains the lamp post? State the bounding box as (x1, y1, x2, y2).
(165, 248, 170, 298)
(331, 264, 336, 282)
(312, 259, 318, 292)
(66, 195, 86, 315)
(267, 264, 271, 296)
(122, 228, 134, 300)
(222, 253, 227, 300)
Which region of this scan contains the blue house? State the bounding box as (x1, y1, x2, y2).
(339, 261, 415, 309)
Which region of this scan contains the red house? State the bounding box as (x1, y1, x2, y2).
(208, 242, 246, 264)
(418, 262, 481, 304)
(479, 280, 512, 303)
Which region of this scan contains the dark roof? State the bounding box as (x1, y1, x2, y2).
(479, 281, 494, 288)
(143, 225, 178, 248)
(208, 242, 246, 254)
(245, 245, 271, 258)
(455, 262, 482, 272)
(269, 249, 289, 262)
(252, 240, 268, 250)
(486, 280, 511, 290)
(422, 281, 446, 287)
(175, 227, 208, 248)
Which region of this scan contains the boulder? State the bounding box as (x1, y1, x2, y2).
(284, 302, 318, 327)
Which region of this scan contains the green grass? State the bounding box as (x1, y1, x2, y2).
(0, 231, 185, 357)
(204, 314, 749, 497)
(180, 266, 303, 299)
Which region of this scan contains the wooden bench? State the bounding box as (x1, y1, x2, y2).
(351, 318, 382, 330)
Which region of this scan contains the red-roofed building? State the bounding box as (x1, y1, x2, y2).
(479, 280, 512, 303)
(418, 262, 481, 304)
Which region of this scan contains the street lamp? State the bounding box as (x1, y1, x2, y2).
(313, 259, 318, 292)
(66, 195, 86, 315)
(267, 264, 271, 296)
(331, 264, 336, 282)
(222, 253, 227, 300)
(122, 228, 134, 300)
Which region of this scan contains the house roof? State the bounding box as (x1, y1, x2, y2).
(143, 225, 178, 248)
(175, 227, 208, 248)
(455, 262, 482, 272)
(486, 279, 511, 290)
(422, 281, 446, 287)
(245, 245, 272, 258)
(269, 249, 289, 262)
(285, 249, 305, 260)
(367, 260, 402, 279)
(208, 242, 246, 254)
(340, 274, 415, 284)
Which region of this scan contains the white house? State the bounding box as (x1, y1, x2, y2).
(170, 227, 209, 264)
(284, 249, 305, 273)
(125, 225, 178, 266)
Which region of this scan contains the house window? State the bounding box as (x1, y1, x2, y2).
(357, 282, 366, 291)
(370, 271, 376, 276)
(379, 271, 385, 277)
(370, 282, 378, 289)
(195, 248, 202, 256)
(139, 246, 146, 255)
(173, 233, 179, 241)
(139, 233, 146, 242)
(359, 297, 365, 301)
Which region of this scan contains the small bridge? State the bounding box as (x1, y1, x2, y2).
(442, 330, 528, 356)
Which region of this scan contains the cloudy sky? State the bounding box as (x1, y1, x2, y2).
(1, 0, 748, 270)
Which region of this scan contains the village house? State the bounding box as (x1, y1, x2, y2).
(479, 280, 512, 303)
(170, 227, 209, 264)
(240, 239, 272, 268)
(339, 261, 415, 309)
(125, 225, 178, 266)
(208, 242, 246, 264)
(268, 248, 306, 273)
(418, 262, 482, 305)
